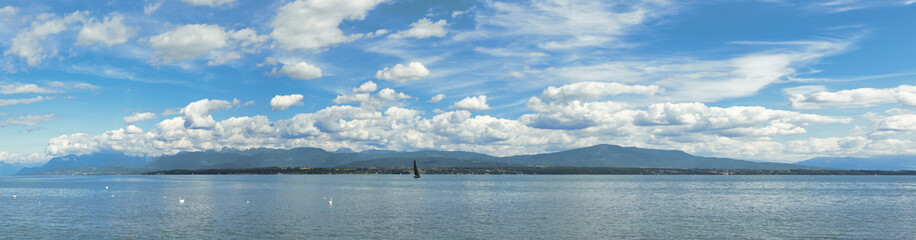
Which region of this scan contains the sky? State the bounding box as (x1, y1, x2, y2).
(0, 0, 915, 165)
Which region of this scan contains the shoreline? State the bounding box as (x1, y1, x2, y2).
(142, 167, 916, 176)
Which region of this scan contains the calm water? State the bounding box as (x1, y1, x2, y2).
(2, 175, 915, 239)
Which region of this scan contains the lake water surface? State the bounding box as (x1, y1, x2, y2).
(2, 175, 915, 239)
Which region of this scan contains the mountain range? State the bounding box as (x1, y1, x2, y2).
(13, 144, 832, 175)
(795, 155, 916, 170)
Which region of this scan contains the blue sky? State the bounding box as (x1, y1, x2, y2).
(1, 0, 915, 164)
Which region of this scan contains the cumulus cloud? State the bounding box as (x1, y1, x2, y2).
(271, 94, 304, 111)
(389, 18, 448, 39)
(148, 24, 228, 62)
(542, 81, 661, 102)
(147, 26, 265, 65)
(376, 62, 430, 82)
(353, 81, 378, 93)
(632, 102, 851, 137)
(30, 82, 893, 164)
(376, 88, 411, 101)
(123, 112, 157, 124)
(789, 85, 916, 109)
(180, 99, 235, 129)
(208, 52, 242, 66)
(452, 95, 490, 111)
(428, 93, 445, 103)
(182, 0, 235, 7)
(521, 97, 634, 130)
(334, 88, 411, 107)
(6, 11, 87, 66)
(0, 114, 55, 127)
(270, 0, 386, 51)
(272, 61, 322, 80)
(77, 13, 136, 46)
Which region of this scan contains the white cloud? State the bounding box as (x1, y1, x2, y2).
(333, 88, 410, 107)
(148, 24, 228, 63)
(0, 96, 51, 106)
(182, 0, 235, 7)
(0, 114, 55, 127)
(274, 61, 322, 80)
(521, 97, 634, 130)
(376, 88, 411, 101)
(333, 93, 372, 105)
(0, 151, 48, 165)
(146, 26, 263, 65)
(237, 99, 255, 107)
(789, 85, 916, 109)
(452, 95, 490, 111)
(48, 81, 100, 91)
(353, 81, 378, 93)
(452, 10, 469, 18)
(257, 57, 278, 67)
(542, 81, 661, 102)
(466, 0, 670, 49)
(180, 99, 235, 129)
(0, 6, 18, 16)
(206, 51, 242, 66)
(0, 83, 58, 95)
(428, 93, 445, 103)
(144, 2, 163, 15)
(540, 39, 851, 101)
(474, 47, 547, 57)
(6, 11, 87, 66)
(389, 18, 447, 39)
(376, 61, 430, 82)
(632, 102, 851, 137)
(123, 112, 157, 124)
(77, 13, 136, 46)
(29, 83, 899, 164)
(509, 71, 526, 78)
(270, 0, 386, 51)
(271, 94, 304, 111)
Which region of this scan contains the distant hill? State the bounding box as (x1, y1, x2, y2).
(494, 144, 823, 170)
(796, 155, 916, 170)
(17, 152, 151, 175)
(0, 162, 26, 175)
(337, 157, 517, 168)
(18, 144, 824, 174)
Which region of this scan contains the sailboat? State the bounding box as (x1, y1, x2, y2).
(413, 160, 421, 178)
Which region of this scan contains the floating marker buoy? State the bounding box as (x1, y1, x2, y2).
(12, 195, 16, 199)
(105, 186, 109, 190)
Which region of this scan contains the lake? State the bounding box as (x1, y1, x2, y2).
(2, 175, 915, 239)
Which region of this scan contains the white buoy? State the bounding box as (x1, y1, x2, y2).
(111, 195, 115, 197)
(328, 197, 333, 206)
(12, 195, 16, 199)
(246, 200, 250, 204)
(105, 186, 109, 190)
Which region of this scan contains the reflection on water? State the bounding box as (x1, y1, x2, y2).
(2, 175, 916, 239)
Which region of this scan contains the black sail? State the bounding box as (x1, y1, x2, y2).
(413, 160, 421, 178)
